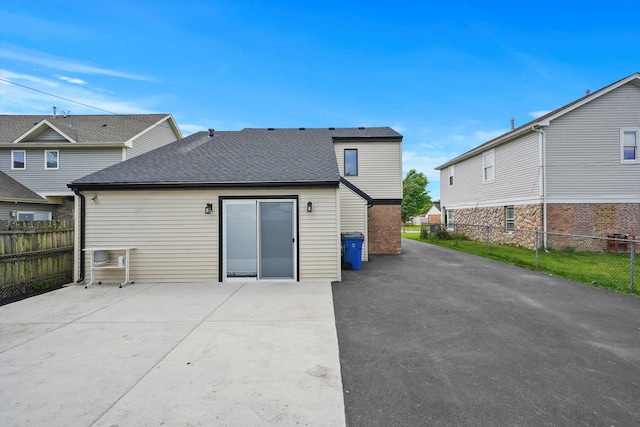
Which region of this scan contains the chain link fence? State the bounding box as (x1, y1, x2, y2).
(1, 220, 74, 305)
(420, 223, 637, 294)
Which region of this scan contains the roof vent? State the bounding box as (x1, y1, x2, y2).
(585, 89, 590, 95)
(510, 118, 515, 130)
(299, 127, 306, 130)
(267, 127, 274, 130)
(208, 128, 215, 137)
(53, 106, 57, 118)
(358, 126, 365, 130)
(328, 127, 335, 130)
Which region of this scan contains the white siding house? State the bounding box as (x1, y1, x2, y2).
(436, 73, 640, 244)
(0, 113, 182, 220)
(70, 127, 403, 284)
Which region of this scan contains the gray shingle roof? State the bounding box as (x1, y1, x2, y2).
(70, 127, 401, 188)
(0, 171, 45, 201)
(0, 114, 174, 143)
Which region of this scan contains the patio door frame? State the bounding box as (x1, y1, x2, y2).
(219, 195, 299, 282)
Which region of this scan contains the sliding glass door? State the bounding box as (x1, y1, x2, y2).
(223, 199, 296, 281)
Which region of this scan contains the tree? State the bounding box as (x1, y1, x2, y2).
(401, 169, 431, 224)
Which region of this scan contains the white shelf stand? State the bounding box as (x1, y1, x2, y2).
(83, 247, 135, 288)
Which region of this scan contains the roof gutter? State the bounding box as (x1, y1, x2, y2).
(68, 180, 340, 192)
(72, 188, 85, 283)
(532, 124, 548, 249)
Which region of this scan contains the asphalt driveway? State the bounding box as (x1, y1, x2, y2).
(333, 238, 640, 426)
(0, 281, 344, 426)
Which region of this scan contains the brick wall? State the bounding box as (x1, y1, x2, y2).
(368, 204, 401, 254)
(548, 203, 640, 237)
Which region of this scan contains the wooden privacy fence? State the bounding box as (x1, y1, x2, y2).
(0, 220, 74, 303)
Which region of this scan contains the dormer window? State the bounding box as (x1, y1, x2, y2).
(11, 150, 26, 170)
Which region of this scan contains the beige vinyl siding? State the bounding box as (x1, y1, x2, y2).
(82, 187, 339, 284)
(339, 183, 368, 261)
(298, 188, 340, 281)
(1, 148, 122, 195)
(127, 119, 181, 159)
(440, 132, 541, 209)
(545, 82, 640, 201)
(334, 141, 402, 199)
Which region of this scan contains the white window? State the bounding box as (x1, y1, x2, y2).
(505, 205, 515, 233)
(621, 129, 638, 162)
(446, 209, 455, 230)
(483, 150, 495, 182)
(344, 149, 358, 176)
(11, 150, 26, 170)
(448, 166, 454, 186)
(17, 211, 52, 221)
(45, 150, 59, 170)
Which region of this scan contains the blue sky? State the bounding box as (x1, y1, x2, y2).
(1, 0, 638, 200)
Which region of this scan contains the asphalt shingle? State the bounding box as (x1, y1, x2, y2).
(0, 114, 173, 143)
(70, 127, 401, 187)
(0, 171, 45, 201)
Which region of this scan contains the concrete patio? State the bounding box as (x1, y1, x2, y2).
(0, 281, 344, 426)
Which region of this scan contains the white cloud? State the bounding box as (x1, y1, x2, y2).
(0, 67, 154, 115)
(179, 123, 205, 136)
(0, 45, 153, 81)
(528, 110, 551, 118)
(58, 76, 88, 85)
(0, 69, 58, 87)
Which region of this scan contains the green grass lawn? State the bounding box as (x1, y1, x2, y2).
(402, 224, 421, 231)
(402, 232, 638, 297)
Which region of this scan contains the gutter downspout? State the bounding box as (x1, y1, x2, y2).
(532, 124, 548, 249)
(72, 188, 85, 283)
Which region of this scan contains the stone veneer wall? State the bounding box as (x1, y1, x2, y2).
(450, 204, 542, 249)
(547, 203, 640, 237)
(368, 204, 402, 254)
(54, 197, 75, 221)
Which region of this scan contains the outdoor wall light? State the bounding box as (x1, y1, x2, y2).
(90, 194, 98, 202)
(205, 203, 213, 214)
(307, 201, 313, 213)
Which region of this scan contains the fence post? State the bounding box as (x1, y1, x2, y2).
(535, 231, 539, 268)
(631, 236, 635, 293)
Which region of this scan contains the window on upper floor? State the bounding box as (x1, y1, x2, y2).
(344, 149, 358, 176)
(45, 150, 59, 170)
(448, 166, 454, 186)
(621, 129, 638, 162)
(483, 150, 495, 182)
(11, 150, 26, 170)
(505, 205, 515, 233)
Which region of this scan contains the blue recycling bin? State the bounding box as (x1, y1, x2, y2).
(341, 232, 364, 270)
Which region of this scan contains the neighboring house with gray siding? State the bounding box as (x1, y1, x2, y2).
(68, 127, 403, 284)
(436, 73, 640, 245)
(0, 171, 56, 220)
(0, 113, 182, 219)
